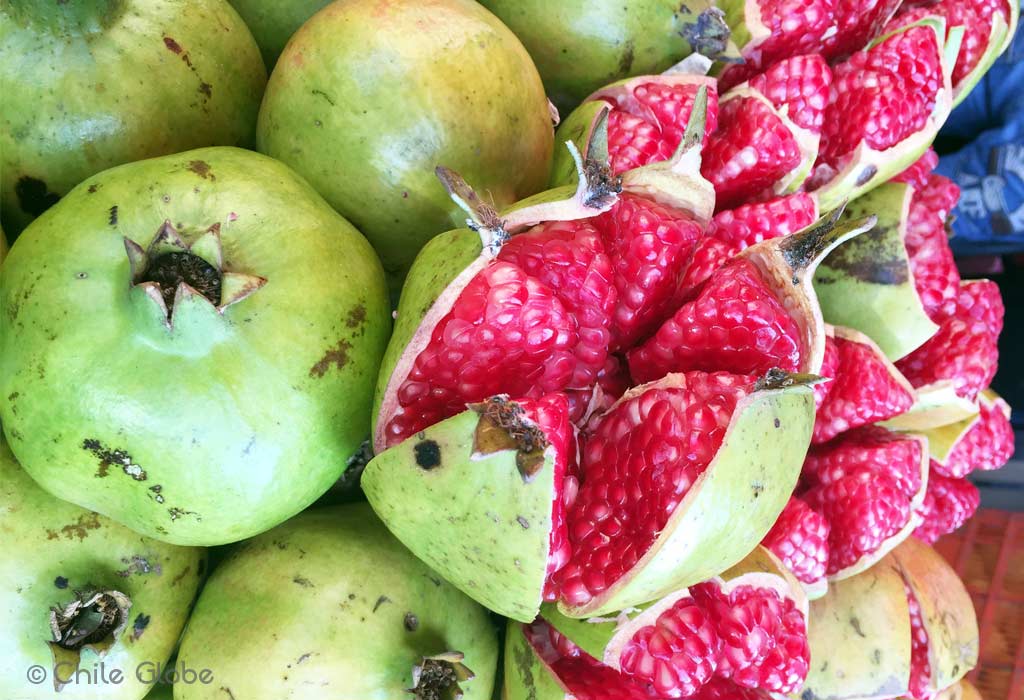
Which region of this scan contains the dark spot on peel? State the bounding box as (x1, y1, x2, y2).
(309, 339, 352, 377)
(198, 82, 212, 99)
(131, 613, 150, 641)
(856, 164, 878, 186)
(87, 184, 98, 194)
(414, 440, 442, 469)
(849, 616, 866, 637)
(345, 303, 367, 328)
(517, 515, 530, 529)
(293, 575, 314, 588)
(187, 160, 213, 180)
(163, 36, 182, 54)
(618, 41, 635, 73)
(54, 576, 69, 589)
(774, 418, 781, 428)
(404, 612, 419, 631)
(108, 205, 118, 226)
(15, 176, 60, 217)
(373, 595, 390, 612)
(82, 438, 146, 481)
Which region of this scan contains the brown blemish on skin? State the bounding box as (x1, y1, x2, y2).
(187, 160, 214, 180)
(163, 36, 183, 54)
(345, 303, 367, 328)
(309, 339, 352, 377)
(87, 184, 98, 194)
(108, 205, 118, 226)
(117, 555, 161, 578)
(171, 566, 192, 586)
(819, 224, 908, 285)
(293, 576, 314, 588)
(130, 613, 150, 641)
(414, 440, 442, 469)
(198, 82, 212, 99)
(82, 439, 146, 481)
(46, 512, 102, 541)
(404, 612, 419, 631)
(373, 595, 390, 612)
(15, 176, 60, 217)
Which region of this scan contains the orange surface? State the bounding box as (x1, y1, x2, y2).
(935, 510, 1024, 700)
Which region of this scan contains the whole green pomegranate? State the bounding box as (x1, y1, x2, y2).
(175, 504, 498, 699)
(0, 0, 266, 236)
(0, 147, 390, 546)
(478, 0, 704, 112)
(227, 0, 331, 68)
(257, 0, 553, 291)
(0, 434, 203, 700)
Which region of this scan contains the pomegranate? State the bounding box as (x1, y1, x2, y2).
(257, 0, 554, 292)
(504, 547, 809, 699)
(800, 537, 977, 700)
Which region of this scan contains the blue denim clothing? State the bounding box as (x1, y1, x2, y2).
(936, 25, 1024, 254)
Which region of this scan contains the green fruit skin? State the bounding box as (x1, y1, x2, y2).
(479, 0, 693, 113)
(175, 504, 499, 700)
(257, 0, 553, 291)
(227, 0, 331, 69)
(0, 147, 391, 546)
(0, 0, 267, 237)
(0, 435, 204, 700)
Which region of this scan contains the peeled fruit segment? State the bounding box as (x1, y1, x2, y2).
(896, 280, 1004, 403)
(761, 496, 830, 596)
(809, 17, 956, 209)
(802, 426, 929, 579)
(812, 328, 915, 444)
(820, 0, 904, 59)
(715, 0, 838, 90)
(365, 371, 815, 621)
(629, 212, 873, 384)
(913, 471, 980, 545)
(905, 174, 962, 322)
(513, 548, 809, 699)
(925, 390, 1015, 479)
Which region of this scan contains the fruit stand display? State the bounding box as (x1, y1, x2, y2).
(0, 1, 1019, 699)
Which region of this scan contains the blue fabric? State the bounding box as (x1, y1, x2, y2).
(936, 24, 1024, 254)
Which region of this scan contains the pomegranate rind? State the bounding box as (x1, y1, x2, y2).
(812, 18, 959, 212)
(558, 373, 815, 618)
(890, 537, 978, 694)
(364, 403, 560, 622)
(503, 621, 579, 700)
(813, 183, 939, 361)
(949, 1, 1019, 108)
(552, 80, 717, 226)
(800, 558, 914, 700)
(921, 390, 1010, 470)
(738, 212, 878, 377)
(882, 381, 980, 433)
(542, 546, 806, 670)
(801, 539, 978, 700)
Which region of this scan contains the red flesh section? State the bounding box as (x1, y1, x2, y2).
(901, 0, 1012, 86)
(595, 193, 704, 350)
(629, 259, 803, 383)
(761, 496, 831, 586)
(708, 193, 819, 250)
(620, 597, 720, 698)
(818, 25, 943, 171)
(914, 471, 980, 544)
(892, 147, 939, 190)
(605, 81, 720, 175)
(702, 95, 802, 211)
(896, 280, 1004, 402)
(934, 397, 1015, 479)
(747, 54, 833, 133)
(804, 426, 925, 497)
(551, 372, 753, 608)
(691, 582, 810, 694)
(814, 333, 840, 409)
(383, 261, 578, 447)
(812, 334, 914, 444)
(804, 468, 913, 575)
(498, 220, 617, 388)
(718, 0, 838, 90)
(904, 580, 933, 700)
(905, 174, 961, 322)
(821, 0, 904, 60)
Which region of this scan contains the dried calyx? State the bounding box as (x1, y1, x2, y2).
(471, 395, 550, 480)
(125, 220, 267, 325)
(408, 652, 474, 700)
(48, 589, 132, 689)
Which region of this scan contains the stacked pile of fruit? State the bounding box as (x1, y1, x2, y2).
(0, 1, 1016, 699)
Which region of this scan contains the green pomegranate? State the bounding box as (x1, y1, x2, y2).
(0, 147, 390, 546)
(0, 434, 203, 700)
(175, 504, 499, 699)
(478, 0, 717, 112)
(227, 0, 331, 68)
(0, 0, 267, 236)
(257, 0, 554, 292)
